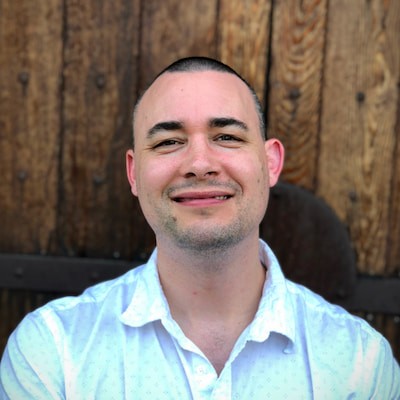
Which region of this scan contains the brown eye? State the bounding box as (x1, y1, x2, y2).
(216, 134, 242, 142)
(153, 139, 181, 148)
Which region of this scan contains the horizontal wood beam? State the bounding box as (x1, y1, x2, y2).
(0, 253, 399, 314)
(336, 276, 400, 315)
(0, 253, 136, 293)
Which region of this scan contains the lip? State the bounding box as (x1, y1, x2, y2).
(170, 190, 233, 205)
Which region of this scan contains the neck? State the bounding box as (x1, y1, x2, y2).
(156, 234, 265, 322)
(155, 235, 266, 374)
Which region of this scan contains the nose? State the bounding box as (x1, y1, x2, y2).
(181, 137, 220, 179)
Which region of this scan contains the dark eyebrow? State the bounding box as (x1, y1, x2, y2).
(208, 117, 248, 131)
(147, 121, 183, 138)
(147, 117, 248, 138)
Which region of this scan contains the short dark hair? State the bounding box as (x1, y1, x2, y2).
(133, 56, 266, 144)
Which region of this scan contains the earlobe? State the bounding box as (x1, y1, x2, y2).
(265, 139, 285, 187)
(126, 149, 138, 196)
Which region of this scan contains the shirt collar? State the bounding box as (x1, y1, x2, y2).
(246, 240, 296, 349)
(120, 240, 296, 350)
(120, 249, 171, 327)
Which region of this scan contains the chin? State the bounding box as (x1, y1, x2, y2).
(172, 227, 246, 254)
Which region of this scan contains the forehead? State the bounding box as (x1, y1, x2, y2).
(134, 70, 258, 133)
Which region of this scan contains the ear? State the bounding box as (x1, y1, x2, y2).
(264, 139, 285, 187)
(126, 149, 138, 196)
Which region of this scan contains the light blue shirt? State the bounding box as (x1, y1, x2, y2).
(1, 240, 399, 399)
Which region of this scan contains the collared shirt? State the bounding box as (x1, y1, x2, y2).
(1, 240, 399, 399)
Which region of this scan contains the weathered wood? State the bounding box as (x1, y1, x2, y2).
(217, 0, 272, 104)
(138, 0, 218, 92)
(335, 276, 400, 315)
(57, 0, 145, 260)
(266, 0, 328, 189)
(0, 253, 136, 292)
(0, 0, 63, 254)
(386, 4, 400, 274)
(387, 96, 400, 274)
(318, 0, 400, 275)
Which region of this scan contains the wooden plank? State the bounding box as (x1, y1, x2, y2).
(0, 253, 136, 293)
(336, 276, 400, 315)
(0, 0, 63, 254)
(318, 0, 400, 275)
(138, 0, 218, 92)
(58, 0, 149, 260)
(387, 95, 400, 274)
(386, 4, 400, 274)
(217, 0, 272, 105)
(266, 0, 328, 189)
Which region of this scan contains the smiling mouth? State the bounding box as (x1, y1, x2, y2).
(173, 195, 232, 203)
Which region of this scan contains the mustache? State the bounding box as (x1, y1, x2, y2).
(165, 180, 240, 196)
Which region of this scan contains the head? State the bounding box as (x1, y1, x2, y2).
(126, 56, 284, 255)
(132, 57, 266, 147)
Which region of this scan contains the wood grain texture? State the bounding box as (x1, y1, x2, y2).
(386, 2, 400, 275)
(217, 0, 272, 104)
(138, 0, 218, 92)
(58, 0, 145, 259)
(0, 0, 63, 254)
(266, 0, 328, 189)
(387, 96, 400, 274)
(318, 0, 400, 275)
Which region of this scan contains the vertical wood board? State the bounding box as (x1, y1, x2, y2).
(267, 0, 328, 189)
(58, 0, 142, 259)
(318, 0, 400, 275)
(386, 4, 400, 275)
(387, 103, 400, 273)
(217, 0, 272, 105)
(138, 0, 218, 93)
(0, 0, 63, 254)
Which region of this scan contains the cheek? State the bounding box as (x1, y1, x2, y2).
(239, 154, 270, 202)
(136, 158, 177, 197)
(232, 152, 268, 183)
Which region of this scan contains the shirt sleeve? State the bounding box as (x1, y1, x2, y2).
(0, 312, 65, 400)
(368, 337, 400, 399)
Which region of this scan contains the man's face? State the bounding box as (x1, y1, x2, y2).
(127, 70, 283, 252)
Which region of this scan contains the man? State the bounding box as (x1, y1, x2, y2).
(1, 56, 399, 399)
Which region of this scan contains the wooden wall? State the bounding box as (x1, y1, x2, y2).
(0, 0, 399, 354)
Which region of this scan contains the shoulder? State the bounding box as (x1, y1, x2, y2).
(15, 263, 148, 340)
(286, 279, 378, 339)
(285, 279, 399, 376)
(0, 263, 154, 398)
(285, 280, 400, 396)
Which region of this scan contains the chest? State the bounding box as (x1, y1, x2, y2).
(64, 323, 366, 399)
(184, 326, 240, 375)
(65, 331, 342, 400)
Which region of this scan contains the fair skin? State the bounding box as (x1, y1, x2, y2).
(126, 70, 284, 374)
